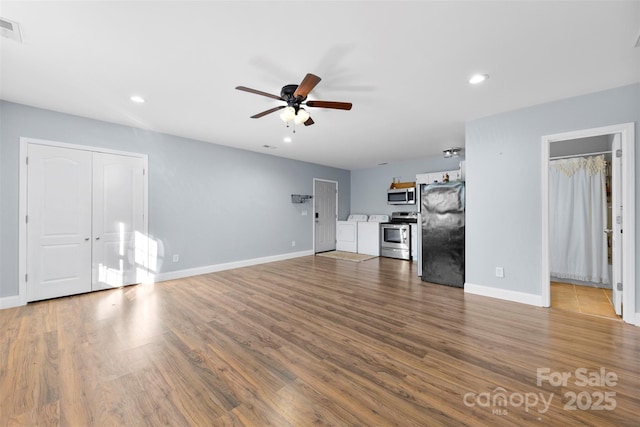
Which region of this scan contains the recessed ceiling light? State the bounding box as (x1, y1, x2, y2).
(469, 74, 489, 85)
(130, 95, 145, 103)
(283, 136, 292, 143)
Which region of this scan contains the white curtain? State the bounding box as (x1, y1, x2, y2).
(549, 155, 609, 285)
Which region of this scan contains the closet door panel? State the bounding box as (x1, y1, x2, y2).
(92, 153, 145, 290)
(27, 145, 93, 301)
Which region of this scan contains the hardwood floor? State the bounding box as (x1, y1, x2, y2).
(1, 256, 639, 426)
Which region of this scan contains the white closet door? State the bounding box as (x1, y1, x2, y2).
(92, 153, 145, 291)
(27, 144, 93, 302)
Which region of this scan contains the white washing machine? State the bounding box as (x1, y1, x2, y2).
(357, 214, 390, 256)
(336, 214, 368, 253)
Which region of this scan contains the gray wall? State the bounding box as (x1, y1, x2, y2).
(465, 83, 639, 309)
(350, 156, 464, 216)
(0, 101, 350, 298)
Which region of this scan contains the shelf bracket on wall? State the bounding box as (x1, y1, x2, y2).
(291, 194, 313, 204)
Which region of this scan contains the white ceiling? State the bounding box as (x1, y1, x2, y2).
(1, 1, 639, 170)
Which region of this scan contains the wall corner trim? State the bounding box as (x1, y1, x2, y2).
(464, 282, 544, 307)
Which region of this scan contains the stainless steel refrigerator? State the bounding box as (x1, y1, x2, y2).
(417, 181, 465, 287)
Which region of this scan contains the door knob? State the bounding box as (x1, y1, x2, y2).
(95, 237, 101, 240)
(85, 237, 90, 241)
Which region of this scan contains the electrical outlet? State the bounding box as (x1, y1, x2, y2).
(495, 267, 504, 278)
(291, 241, 296, 247)
(173, 254, 180, 262)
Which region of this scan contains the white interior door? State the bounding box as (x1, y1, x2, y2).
(611, 134, 622, 315)
(92, 153, 145, 291)
(27, 144, 92, 302)
(314, 180, 337, 253)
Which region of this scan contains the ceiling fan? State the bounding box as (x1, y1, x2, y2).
(235, 73, 352, 126)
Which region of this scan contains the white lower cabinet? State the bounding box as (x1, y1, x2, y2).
(26, 143, 147, 302)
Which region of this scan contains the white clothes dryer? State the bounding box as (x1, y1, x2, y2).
(357, 214, 390, 256)
(336, 214, 368, 253)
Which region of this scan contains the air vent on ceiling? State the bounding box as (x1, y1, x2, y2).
(0, 17, 22, 43)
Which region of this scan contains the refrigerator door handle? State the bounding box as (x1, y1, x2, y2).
(417, 212, 422, 277)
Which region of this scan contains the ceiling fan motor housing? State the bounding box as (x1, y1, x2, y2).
(281, 84, 306, 109)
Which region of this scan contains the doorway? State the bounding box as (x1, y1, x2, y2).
(313, 179, 337, 253)
(541, 123, 636, 325)
(549, 135, 615, 318)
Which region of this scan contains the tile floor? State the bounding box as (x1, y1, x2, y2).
(551, 281, 620, 320)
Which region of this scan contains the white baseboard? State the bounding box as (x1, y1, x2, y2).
(635, 312, 640, 327)
(464, 282, 544, 307)
(0, 294, 26, 309)
(153, 249, 314, 283)
(0, 250, 314, 310)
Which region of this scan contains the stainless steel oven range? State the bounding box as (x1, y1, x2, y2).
(380, 211, 418, 260)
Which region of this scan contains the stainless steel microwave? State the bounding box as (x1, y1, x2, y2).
(387, 187, 416, 205)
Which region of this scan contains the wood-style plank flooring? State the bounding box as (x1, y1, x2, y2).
(1, 256, 639, 426)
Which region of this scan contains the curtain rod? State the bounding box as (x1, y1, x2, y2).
(549, 150, 611, 160)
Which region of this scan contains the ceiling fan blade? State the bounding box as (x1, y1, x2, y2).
(293, 73, 321, 99)
(236, 86, 283, 101)
(306, 100, 352, 110)
(304, 117, 315, 126)
(251, 106, 285, 118)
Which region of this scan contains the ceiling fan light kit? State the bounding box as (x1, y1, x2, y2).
(279, 106, 296, 122)
(293, 108, 310, 124)
(236, 73, 352, 128)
